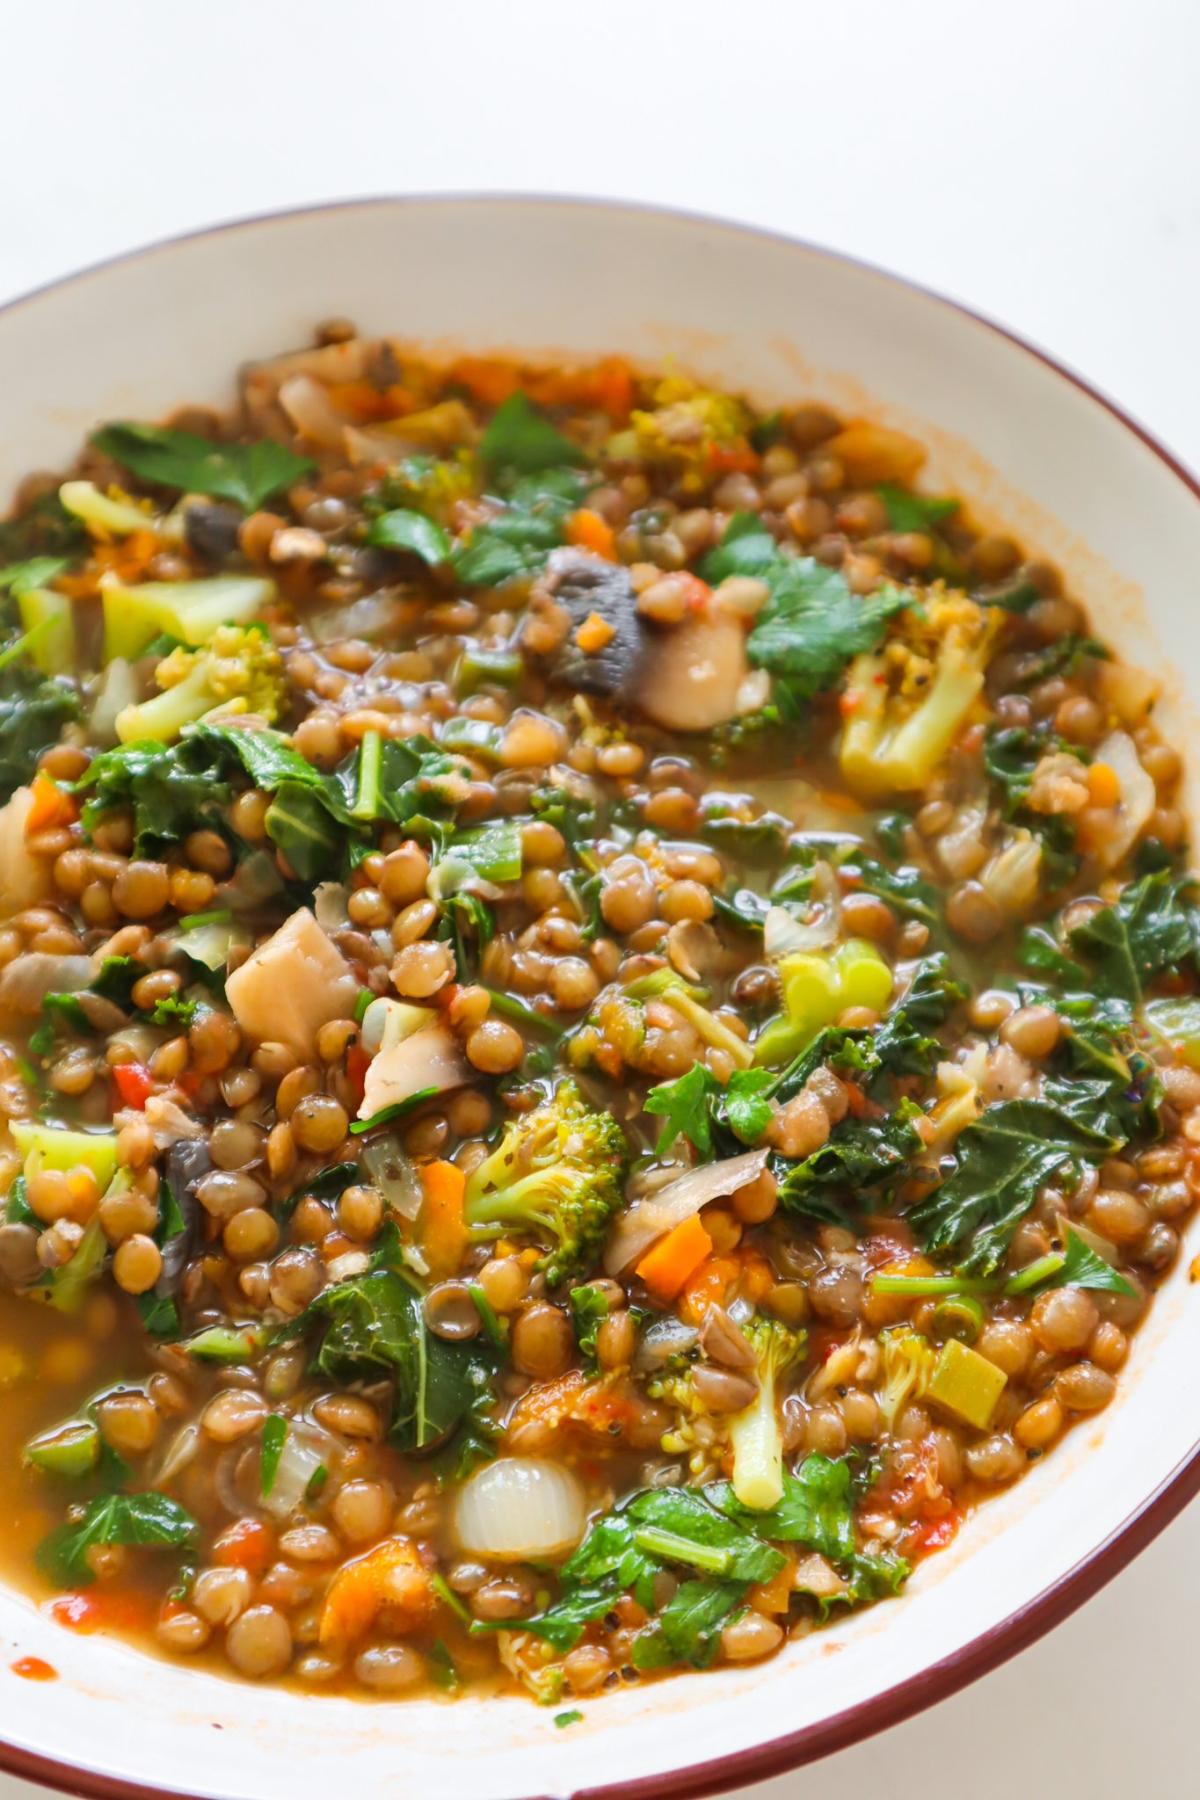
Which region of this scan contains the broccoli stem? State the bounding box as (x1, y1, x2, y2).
(729, 1365, 784, 1511)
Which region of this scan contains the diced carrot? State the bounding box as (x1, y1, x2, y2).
(319, 1537, 432, 1646)
(212, 1518, 275, 1575)
(575, 611, 616, 654)
(839, 688, 863, 718)
(749, 1551, 796, 1615)
(706, 440, 760, 476)
(325, 381, 393, 423)
(566, 509, 617, 561)
(739, 1247, 776, 1306)
(418, 1159, 468, 1281)
(449, 357, 521, 407)
(678, 1253, 740, 1325)
(636, 1215, 714, 1303)
(1087, 760, 1122, 807)
(25, 772, 77, 835)
(48, 1588, 157, 1633)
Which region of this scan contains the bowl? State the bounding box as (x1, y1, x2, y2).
(0, 195, 1197, 1800)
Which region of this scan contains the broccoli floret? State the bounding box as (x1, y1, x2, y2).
(876, 1326, 937, 1430)
(839, 596, 999, 798)
(463, 1078, 630, 1286)
(115, 624, 286, 744)
(728, 1316, 808, 1511)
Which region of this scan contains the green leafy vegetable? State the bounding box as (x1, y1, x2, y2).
(0, 658, 80, 801)
(0, 557, 71, 600)
(644, 1064, 717, 1156)
(568, 1282, 611, 1372)
(366, 509, 452, 565)
(293, 1269, 499, 1455)
(92, 423, 314, 513)
(910, 1097, 1122, 1275)
(480, 394, 585, 475)
(876, 486, 959, 533)
(259, 1415, 288, 1497)
(36, 1491, 198, 1588)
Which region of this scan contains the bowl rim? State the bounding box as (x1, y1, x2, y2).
(0, 190, 1197, 1800)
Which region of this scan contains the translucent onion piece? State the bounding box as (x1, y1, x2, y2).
(361, 1134, 423, 1221)
(1092, 730, 1155, 871)
(605, 1148, 770, 1274)
(89, 657, 138, 745)
(314, 882, 350, 931)
(358, 1025, 469, 1122)
(454, 1458, 586, 1562)
(633, 1317, 700, 1372)
(260, 1421, 339, 1520)
(278, 374, 353, 449)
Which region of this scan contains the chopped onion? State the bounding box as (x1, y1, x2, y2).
(605, 1148, 770, 1274)
(314, 882, 350, 930)
(763, 861, 840, 958)
(360, 997, 436, 1057)
(979, 830, 1042, 916)
(310, 593, 409, 645)
(260, 1420, 339, 1520)
(1057, 1214, 1121, 1267)
(454, 1457, 586, 1561)
(358, 1023, 469, 1122)
(634, 1318, 700, 1372)
(219, 849, 284, 911)
(361, 1133, 423, 1220)
(1092, 729, 1155, 871)
(155, 1423, 200, 1485)
(278, 374, 353, 449)
(89, 658, 138, 745)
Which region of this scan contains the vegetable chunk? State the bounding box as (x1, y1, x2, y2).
(225, 907, 358, 1056)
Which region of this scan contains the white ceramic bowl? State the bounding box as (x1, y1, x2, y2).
(0, 197, 1198, 1800)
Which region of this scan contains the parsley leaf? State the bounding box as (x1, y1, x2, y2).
(876, 485, 959, 533)
(36, 1491, 198, 1588)
(747, 560, 906, 706)
(480, 394, 585, 475)
(644, 1064, 718, 1156)
(91, 423, 314, 513)
(366, 509, 452, 565)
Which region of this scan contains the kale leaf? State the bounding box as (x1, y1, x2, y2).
(909, 1097, 1122, 1276)
(0, 660, 80, 800)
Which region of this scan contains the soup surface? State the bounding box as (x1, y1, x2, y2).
(0, 335, 1195, 1708)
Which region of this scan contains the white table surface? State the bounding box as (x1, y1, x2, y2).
(1, 2, 1196, 1795)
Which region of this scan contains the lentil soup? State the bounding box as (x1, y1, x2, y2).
(0, 333, 1194, 1708)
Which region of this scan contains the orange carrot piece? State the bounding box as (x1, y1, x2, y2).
(25, 772, 76, 834)
(418, 1158, 469, 1280)
(449, 357, 521, 407)
(575, 610, 616, 654)
(319, 1537, 432, 1646)
(566, 508, 617, 561)
(1087, 761, 1121, 807)
(636, 1214, 714, 1303)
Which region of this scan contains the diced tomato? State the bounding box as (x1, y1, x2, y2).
(10, 1656, 56, 1680)
(345, 1043, 369, 1105)
(212, 1517, 275, 1575)
(914, 1506, 963, 1554)
(112, 1063, 154, 1109)
(47, 1589, 155, 1632)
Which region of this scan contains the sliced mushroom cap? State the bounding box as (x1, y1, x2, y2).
(634, 610, 750, 732)
(543, 552, 646, 698)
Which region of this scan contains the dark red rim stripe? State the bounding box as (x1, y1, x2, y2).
(0, 194, 1197, 1800)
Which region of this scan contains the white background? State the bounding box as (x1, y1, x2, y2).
(1, 2, 1197, 1795)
